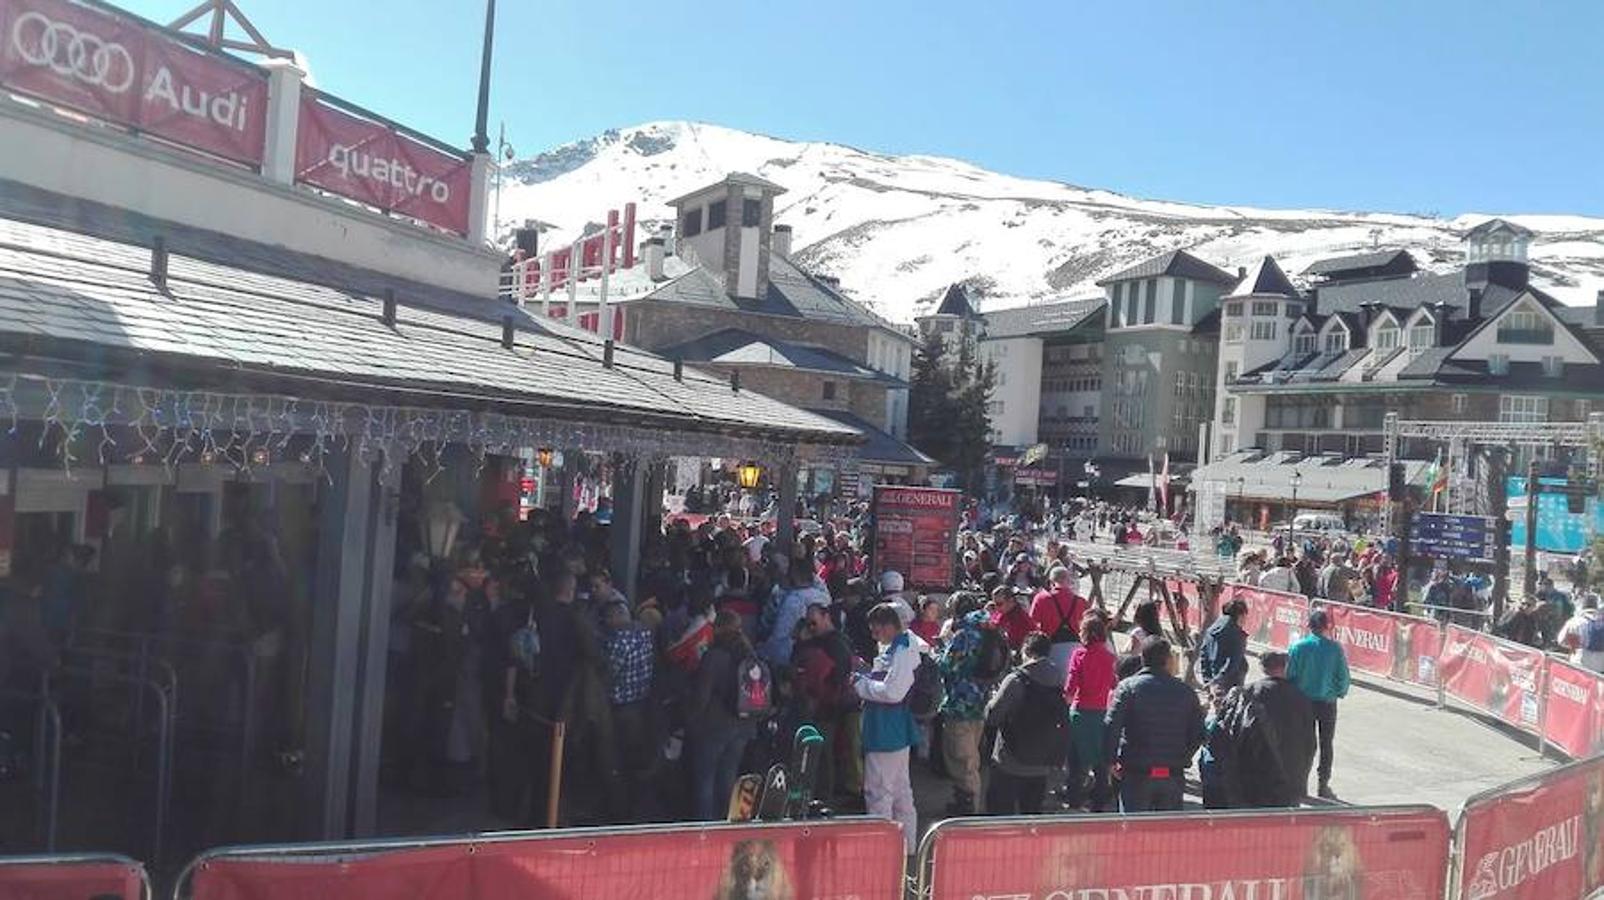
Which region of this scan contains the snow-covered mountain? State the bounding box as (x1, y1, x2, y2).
(498, 121, 1604, 324)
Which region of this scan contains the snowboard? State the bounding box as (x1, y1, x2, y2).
(726, 773, 763, 822)
(754, 763, 790, 821)
(787, 724, 827, 819)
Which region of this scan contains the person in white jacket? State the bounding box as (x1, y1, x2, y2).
(852, 603, 929, 855)
(1257, 556, 1299, 594)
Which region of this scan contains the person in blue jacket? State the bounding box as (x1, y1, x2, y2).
(852, 603, 929, 855)
(1287, 609, 1350, 800)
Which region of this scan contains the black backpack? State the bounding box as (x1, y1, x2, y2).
(907, 654, 946, 721)
(971, 625, 1012, 683)
(1001, 677, 1072, 767)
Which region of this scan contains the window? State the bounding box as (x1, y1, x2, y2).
(1108, 284, 1124, 327)
(1125, 292, 1139, 328)
(1452, 394, 1468, 415)
(997, 369, 1008, 386)
(1294, 330, 1317, 356)
(1498, 307, 1554, 345)
(986, 400, 1004, 415)
(1224, 361, 1239, 383)
(1171, 280, 1186, 324)
(1225, 323, 1244, 343)
(822, 381, 837, 400)
(1324, 330, 1347, 353)
(1408, 323, 1434, 357)
(1251, 301, 1278, 317)
(1219, 434, 1236, 455)
(1500, 395, 1549, 424)
(1250, 319, 1277, 341)
(742, 198, 762, 227)
(1579, 399, 1591, 418)
(1374, 324, 1400, 351)
(681, 208, 702, 237)
(1543, 356, 1564, 378)
(1225, 302, 1244, 318)
(1489, 353, 1510, 375)
(1143, 279, 1156, 324)
(706, 200, 726, 230)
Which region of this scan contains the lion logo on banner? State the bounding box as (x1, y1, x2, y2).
(1465, 852, 1501, 900)
(1303, 825, 1364, 899)
(714, 840, 793, 900)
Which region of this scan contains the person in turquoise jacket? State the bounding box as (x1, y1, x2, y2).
(852, 603, 928, 855)
(1287, 609, 1350, 800)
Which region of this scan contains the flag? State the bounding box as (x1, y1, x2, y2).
(1419, 450, 1447, 495)
(1159, 452, 1171, 513)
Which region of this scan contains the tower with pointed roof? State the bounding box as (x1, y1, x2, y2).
(915, 283, 986, 360)
(1212, 256, 1304, 459)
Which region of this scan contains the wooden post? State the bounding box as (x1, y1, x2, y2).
(545, 720, 566, 828)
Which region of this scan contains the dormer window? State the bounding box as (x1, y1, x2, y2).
(1294, 330, 1317, 356)
(1408, 323, 1434, 358)
(1324, 331, 1347, 353)
(1374, 323, 1400, 351)
(1497, 306, 1554, 344)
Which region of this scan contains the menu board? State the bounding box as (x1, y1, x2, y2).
(872, 485, 960, 591)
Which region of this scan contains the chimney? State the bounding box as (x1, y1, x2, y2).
(514, 219, 539, 256)
(643, 236, 666, 281)
(1594, 290, 1604, 327)
(771, 224, 793, 258)
(1467, 287, 1483, 322)
(1237, 265, 1247, 280)
(149, 236, 168, 289)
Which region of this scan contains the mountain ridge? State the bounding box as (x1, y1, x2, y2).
(497, 121, 1604, 324)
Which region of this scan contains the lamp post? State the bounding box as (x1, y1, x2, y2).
(736, 461, 762, 491)
(1234, 475, 1246, 526)
(422, 500, 464, 561)
(1287, 470, 1303, 545)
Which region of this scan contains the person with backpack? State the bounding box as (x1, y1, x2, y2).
(1199, 599, 1249, 692)
(1229, 651, 1316, 808)
(790, 599, 859, 805)
(937, 592, 1008, 814)
(687, 610, 764, 820)
(1559, 594, 1604, 673)
(988, 585, 1034, 653)
(985, 632, 1069, 815)
(1030, 565, 1086, 673)
(852, 602, 931, 856)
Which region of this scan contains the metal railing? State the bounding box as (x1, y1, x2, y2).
(0, 685, 62, 850)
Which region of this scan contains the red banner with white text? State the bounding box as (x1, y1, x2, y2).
(1225, 583, 1310, 651)
(188, 820, 904, 900)
(1439, 625, 1545, 732)
(1542, 658, 1604, 760)
(0, 0, 268, 164)
(0, 859, 145, 900)
(872, 485, 960, 591)
(924, 807, 1450, 899)
(1454, 756, 1604, 899)
(294, 91, 472, 234)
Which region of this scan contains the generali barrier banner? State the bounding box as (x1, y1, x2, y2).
(1321, 601, 1444, 690)
(1439, 625, 1545, 733)
(1454, 756, 1604, 900)
(1225, 583, 1309, 651)
(1542, 659, 1604, 760)
(0, 858, 145, 900)
(923, 806, 1451, 900)
(188, 819, 904, 900)
(295, 91, 472, 234)
(0, 0, 267, 164)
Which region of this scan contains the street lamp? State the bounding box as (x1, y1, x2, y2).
(736, 461, 762, 490)
(1287, 470, 1303, 544)
(1234, 475, 1246, 525)
(537, 447, 554, 469)
(422, 500, 465, 560)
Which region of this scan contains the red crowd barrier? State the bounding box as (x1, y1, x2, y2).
(1541, 659, 1604, 760)
(1320, 601, 1444, 690)
(919, 806, 1451, 899)
(181, 819, 904, 900)
(0, 854, 148, 900)
(1224, 583, 1310, 651)
(1439, 625, 1546, 734)
(1453, 755, 1604, 899)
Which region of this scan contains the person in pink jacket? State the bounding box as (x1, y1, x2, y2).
(1062, 612, 1117, 810)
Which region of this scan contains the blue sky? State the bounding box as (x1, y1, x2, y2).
(124, 0, 1604, 215)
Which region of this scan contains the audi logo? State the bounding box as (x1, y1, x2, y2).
(10, 11, 135, 94)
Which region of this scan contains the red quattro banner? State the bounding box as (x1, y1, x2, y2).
(923, 806, 1450, 899)
(1454, 756, 1604, 899)
(189, 819, 904, 900)
(295, 91, 472, 234)
(1439, 625, 1544, 733)
(0, 0, 267, 164)
(1226, 583, 1309, 651)
(1541, 658, 1604, 759)
(0, 857, 146, 900)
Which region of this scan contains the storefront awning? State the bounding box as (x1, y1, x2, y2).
(1188, 452, 1431, 503)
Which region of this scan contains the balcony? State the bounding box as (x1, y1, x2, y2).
(1495, 327, 1555, 345)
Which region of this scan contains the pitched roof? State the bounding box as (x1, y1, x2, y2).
(1301, 249, 1415, 278)
(1465, 218, 1534, 240)
(659, 328, 902, 384)
(641, 250, 906, 336)
(934, 283, 980, 318)
(980, 298, 1103, 339)
(1228, 256, 1301, 299)
(803, 408, 934, 466)
(666, 172, 787, 207)
(0, 211, 859, 446)
(1097, 249, 1237, 287)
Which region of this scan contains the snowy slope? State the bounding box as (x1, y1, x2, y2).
(498, 121, 1604, 324)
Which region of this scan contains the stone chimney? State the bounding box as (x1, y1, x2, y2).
(666, 174, 786, 299)
(771, 224, 793, 258)
(1594, 289, 1604, 327)
(644, 235, 666, 282)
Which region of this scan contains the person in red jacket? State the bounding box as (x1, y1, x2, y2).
(988, 585, 1033, 652)
(1062, 612, 1117, 810)
(1030, 564, 1087, 672)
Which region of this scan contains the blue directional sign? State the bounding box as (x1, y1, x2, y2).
(1507, 476, 1602, 554)
(1409, 513, 1498, 564)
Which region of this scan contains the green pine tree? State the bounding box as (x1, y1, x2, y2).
(909, 329, 995, 490)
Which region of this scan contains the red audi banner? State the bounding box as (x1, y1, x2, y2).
(1542, 658, 1604, 759)
(294, 91, 472, 235)
(1439, 625, 1544, 733)
(923, 806, 1450, 899)
(1454, 756, 1604, 899)
(187, 819, 905, 900)
(0, 0, 267, 164)
(0, 857, 146, 900)
(1225, 582, 1309, 651)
